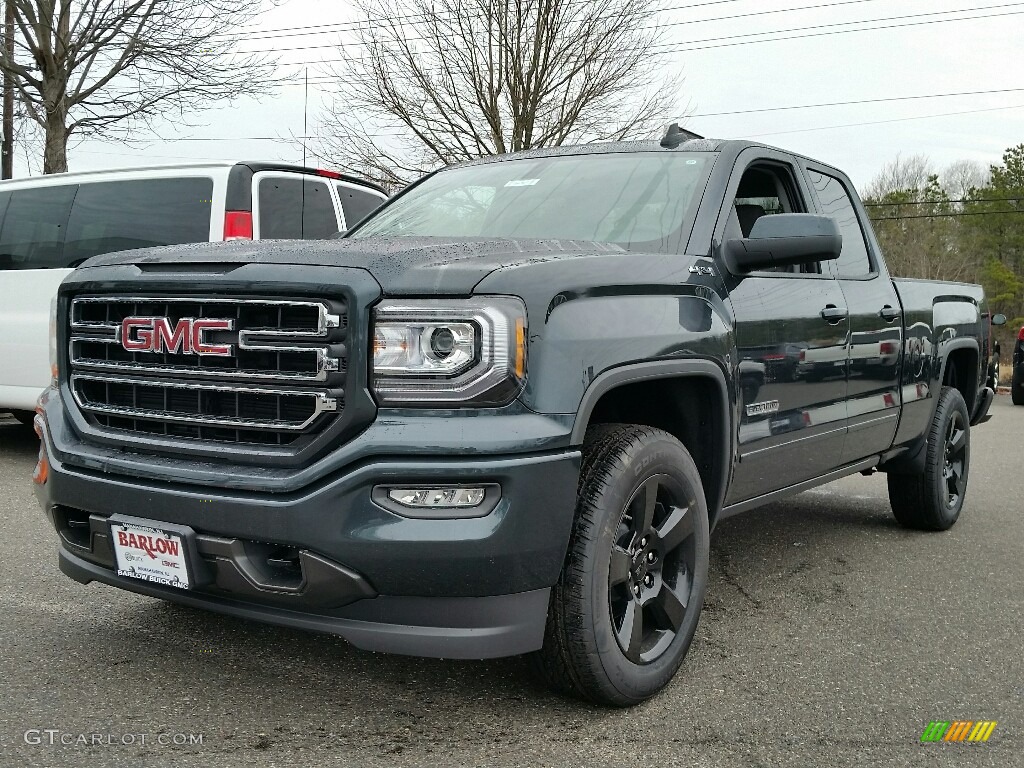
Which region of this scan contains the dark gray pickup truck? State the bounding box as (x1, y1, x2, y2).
(33, 132, 1001, 706)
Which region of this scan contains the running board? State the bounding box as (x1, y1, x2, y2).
(719, 456, 881, 519)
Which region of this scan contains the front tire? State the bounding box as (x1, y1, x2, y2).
(887, 387, 970, 531)
(533, 424, 710, 706)
(1012, 370, 1024, 406)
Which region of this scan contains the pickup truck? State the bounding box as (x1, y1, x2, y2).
(33, 132, 1000, 707)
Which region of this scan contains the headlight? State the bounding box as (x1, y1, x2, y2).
(372, 297, 527, 406)
(48, 295, 59, 386)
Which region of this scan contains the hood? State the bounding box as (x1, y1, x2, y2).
(79, 236, 628, 295)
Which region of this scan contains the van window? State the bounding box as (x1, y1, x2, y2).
(63, 177, 214, 265)
(0, 185, 78, 269)
(257, 177, 339, 239)
(336, 184, 382, 229)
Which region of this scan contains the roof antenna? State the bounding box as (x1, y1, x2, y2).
(302, 68, 309, 167)
(661, 122, 704, 148)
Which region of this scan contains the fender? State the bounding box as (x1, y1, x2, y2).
(883, 336, 980, 475)
(570, 358, 732, 524)
(936, 337, 981, 413)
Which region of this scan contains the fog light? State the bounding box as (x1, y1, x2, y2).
(373, 483, 501, 519)
(388, 487, 486, 508)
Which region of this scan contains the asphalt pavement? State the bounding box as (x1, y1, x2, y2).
(1, 399, 1021, 768)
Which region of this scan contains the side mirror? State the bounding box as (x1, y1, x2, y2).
(726, 214, 842, 272)
(992, 313, 1007, 326)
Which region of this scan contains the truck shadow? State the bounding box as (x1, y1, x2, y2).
(0, 417, 38, 448)
(54, 485, 920, 741)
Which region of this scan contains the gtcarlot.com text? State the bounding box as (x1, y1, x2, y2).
(23, 730, 203, 747)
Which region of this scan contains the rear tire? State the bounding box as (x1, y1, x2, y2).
(532, 424, 710, 706)
(1012, 370, 1024, 406)
(887, 387, 970, 531)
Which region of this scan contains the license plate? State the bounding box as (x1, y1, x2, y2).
(111, 520, 192, 590)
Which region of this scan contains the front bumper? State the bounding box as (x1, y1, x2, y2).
(34, 408, 580, 659)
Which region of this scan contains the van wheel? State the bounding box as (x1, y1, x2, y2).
(532, 424, 710, 706)
(887, 387, 970, 530)
(1012, 371, 1024, 405)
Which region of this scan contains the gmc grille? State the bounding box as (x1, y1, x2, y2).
(67, 296, 348, 447)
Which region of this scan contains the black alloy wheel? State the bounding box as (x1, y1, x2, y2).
(941, 410, 968, 510)
(609, 475, 697, 664)
(533, 424, 710, 706)
(887, 386, 971, 531)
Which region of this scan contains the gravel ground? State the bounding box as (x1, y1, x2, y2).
(0, 399, 1021, 768)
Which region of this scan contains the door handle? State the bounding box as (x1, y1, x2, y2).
(879, 305, 901, 322)
(820, 305, 848, 324)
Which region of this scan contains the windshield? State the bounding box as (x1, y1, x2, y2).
(351, 152, 713, 254)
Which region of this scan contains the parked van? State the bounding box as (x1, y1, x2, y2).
(0, 162, 387, 422)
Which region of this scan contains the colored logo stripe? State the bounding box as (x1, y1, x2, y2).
(969, 721, 997, 742)
(921, 721, 997, 743)
(944, 721, 972, 741)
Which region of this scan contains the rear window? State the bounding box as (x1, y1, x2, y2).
(0, 185, 77, 269)
(63, 177, 214, 265)
(336, 183, 383, 229)
(257, 177, 339, 239)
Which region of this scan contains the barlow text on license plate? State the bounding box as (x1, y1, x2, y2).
(111, 522, 191, 589)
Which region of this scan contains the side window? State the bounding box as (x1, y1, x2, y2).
(730, 164, 818, 274)
(336, 184, 383, 229)
(301, 179, 339, 238)
(0, 185, 78, 270)
(258, 176, 339, 239)
(806, 170, 873, 277)
(64, 177, 214, 265)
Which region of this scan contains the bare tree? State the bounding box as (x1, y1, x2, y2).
(862, 153, 934, 200)
(941, 158, 989, 201)
(0, 0, 282, 174)
(315, 0, 684, 189)
(14, 100, 41, 173)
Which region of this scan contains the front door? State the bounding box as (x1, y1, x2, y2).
(718, 154, 851, 504)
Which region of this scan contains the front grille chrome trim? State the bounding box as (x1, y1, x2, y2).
(71, 296, 341, 335)
(69, 296, 342, 383)
(69, 338, 341, 382)
(71, 373, 338, 432)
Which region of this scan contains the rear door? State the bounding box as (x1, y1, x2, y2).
(719, 149, 851, 504)
(253, 173, 341, 239)
(0, 183, 77, 408)
(62, 176, 216, 264)
(0, 174, 217, 410)
(803, 165, 903, 463)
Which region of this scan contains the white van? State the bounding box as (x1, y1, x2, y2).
(0, 162, 387, 423)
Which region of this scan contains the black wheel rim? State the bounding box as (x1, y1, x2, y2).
(608, 474, 697, 665)
(942, 412, 967, 508)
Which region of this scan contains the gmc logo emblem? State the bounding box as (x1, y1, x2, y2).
(120, 317, 234, 356)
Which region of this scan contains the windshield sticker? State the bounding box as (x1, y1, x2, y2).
(505, 179, 540, 187)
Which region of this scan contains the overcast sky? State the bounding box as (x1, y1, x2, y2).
(14, 0, 1024, 191)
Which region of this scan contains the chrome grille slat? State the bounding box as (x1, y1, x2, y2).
(71, 374, 337, 431)
(67, 295, 348, 447)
